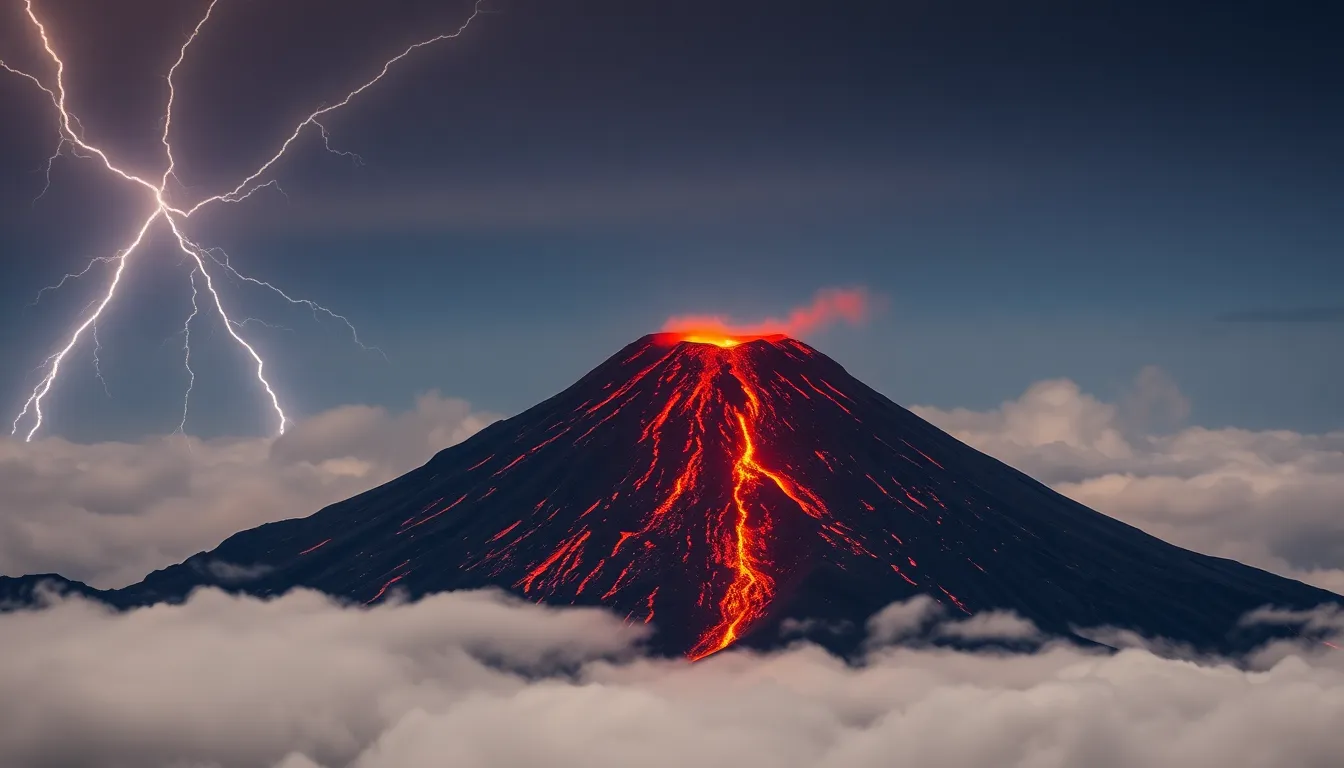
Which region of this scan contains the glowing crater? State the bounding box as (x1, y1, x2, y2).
(669, 332, 790, 349)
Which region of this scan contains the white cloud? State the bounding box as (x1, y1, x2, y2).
(2, 373, 1342, 767)
(0, 588, 645, 768)
(864, 594, 942, 646)
(912, 368, 1344, 595)
(0, 592, 1341, 768)
(1242, 604, 1344, 634)
(865, 599, 1043, 647)
(936, 611, 1043, 642)
(0, 392, 499, 588)
(198, 560, 274, 582)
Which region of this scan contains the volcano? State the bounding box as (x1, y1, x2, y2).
(4, 333, 1340, 656)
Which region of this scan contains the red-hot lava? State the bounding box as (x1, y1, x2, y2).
(680, 339, 827, 658)
(460, 331, 884, 659)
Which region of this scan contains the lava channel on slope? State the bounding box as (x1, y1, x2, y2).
(455, 331, 890, 659)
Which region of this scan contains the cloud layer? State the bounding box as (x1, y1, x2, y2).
(2, 367, 1343, 767)
(1, 589, 1342, 768)
(912, 367, 1344, 594)
(0, 392, 498, 588)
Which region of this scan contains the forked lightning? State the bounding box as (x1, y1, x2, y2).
(2, 0, 485, 440)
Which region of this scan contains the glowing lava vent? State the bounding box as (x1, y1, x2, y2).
(14, 332, 1340, 659)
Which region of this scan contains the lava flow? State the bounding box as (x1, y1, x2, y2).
(461, 332, 882, 659)
(660, 337, 828, 659)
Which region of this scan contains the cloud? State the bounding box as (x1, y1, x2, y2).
(198, 560, 273, 583)
(864, 594, 942, 646)
(912, 368, 1344, 595)
(936, 611, 1043, 642)
(0, 392, 499, 588)
(1117, 365, 1191, 436)
(1218, 306, 1344, 323)
(1, 591, 1342, 768)
(865, 600, 1043, 647)
(1242, 604, 1344, 635)
(0, 588, 645, 768)
(2, 373, 1343, 767)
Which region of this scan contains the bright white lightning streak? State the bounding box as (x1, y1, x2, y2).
(13, 4, 189, 212)
(178, 270, 199, 433)
(234, 318, 292, 332)
(184, 1, 484, 213)
(0, 58, 75, 203)
(34, 136, 65, 203)
(203, 248, 384, 358)
(4, 0, 487, 440)
(313, 119, 365, 166)
(159, 0, 222, 192)
(10, 211, 159, 441)
(91, 325, 110, 397)
(27, 255, 117, 307)
(165, 216, 287, 435)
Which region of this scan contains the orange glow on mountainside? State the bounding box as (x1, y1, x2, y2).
(679, 335, 742, 348)
(465, 334, 854, 659)
(381, 323, 967, 660)
(676, 333, 787, 348)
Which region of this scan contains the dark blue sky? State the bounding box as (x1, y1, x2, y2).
(1, 0, 1341, 440)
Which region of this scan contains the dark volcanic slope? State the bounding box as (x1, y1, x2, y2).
(6, 333, 1339, 656)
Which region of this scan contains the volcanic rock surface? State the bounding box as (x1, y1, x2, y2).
(4, 333, 1340, 656)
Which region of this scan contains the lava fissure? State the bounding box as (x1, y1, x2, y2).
(297, 538, 331, 556)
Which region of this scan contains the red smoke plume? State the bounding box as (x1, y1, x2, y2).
(662, 287, 872, 343)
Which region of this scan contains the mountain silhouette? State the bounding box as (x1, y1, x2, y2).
(4, 333, 1339, 656)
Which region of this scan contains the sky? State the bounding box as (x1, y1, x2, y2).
(0, 0, 1341, 442)
(2, 4, 1344, 763)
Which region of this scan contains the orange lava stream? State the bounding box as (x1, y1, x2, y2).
(494, 334, 870, 660)
(687, 409, 777, 660)
(519, 530, 590, 593)
(685, 342, 835, 660)
(297, 538, 331, 556)
(364, 571, 408, 605)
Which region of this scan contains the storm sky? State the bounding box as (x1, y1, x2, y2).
(1, 0, 1342, 441)
(3, 6, 1344, 764)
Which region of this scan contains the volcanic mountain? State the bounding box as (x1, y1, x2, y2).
(4, 333, 1340, 656)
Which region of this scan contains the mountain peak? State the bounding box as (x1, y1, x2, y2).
(647, 331, 794, 349)
(7, 335, 1339, 657)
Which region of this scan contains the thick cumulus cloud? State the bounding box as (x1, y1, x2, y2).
(2, 373, 1344, 766)
(1, 590, 1343, 768)
(0, 392, 499, 587)
(912, 367, 1344, 594)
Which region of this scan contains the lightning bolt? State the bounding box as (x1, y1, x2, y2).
(203, 247, 385, 359)
(3, 0, 486, 440)
(91, 325, 110, 397)
(26, 255, 117, 307)
(178, 270, 200, 434)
